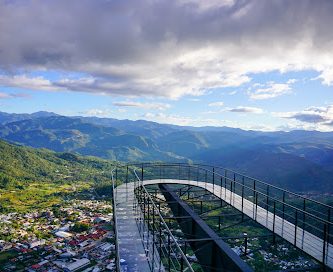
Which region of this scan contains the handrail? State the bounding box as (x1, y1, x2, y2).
(111, 162, 333, 268)
(111, 168, 121, 272)
(127, 162, 333, 212)
(133, 168, 195, 272)
(191, 164, 333, 226)
(126, 162, 333, 224)
(207, 164, 333, 210)
(128, 163, 333, 225)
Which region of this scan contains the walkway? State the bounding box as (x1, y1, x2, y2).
(114, 183, 151, 272)
(142, 179, 333, 269)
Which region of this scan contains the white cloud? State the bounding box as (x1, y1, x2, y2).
(249, 81, 294, 100)
(0, 1, 333, 98)
(228, 106, 263, 114)
(317, 68, 333, 86)
(80, 109, 113, 117)
(141, 112, 275, 130)
(176, 0, 236, 11)
(273, 105, 333, 130)
(208, 101, 224, 107)
(113, 101, 171, 110)
(0, 74, 57, 91)
(141, 112, 231, 127)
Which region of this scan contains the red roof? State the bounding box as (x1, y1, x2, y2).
(69, 240, 79, 246)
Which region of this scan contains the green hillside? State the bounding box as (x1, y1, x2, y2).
(0, 140, 113, 212)
(194, 145, 333, 192)
(0, 115, 187, 162)
(1, 112, 333, 193)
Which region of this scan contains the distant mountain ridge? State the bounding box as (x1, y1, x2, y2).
(0, 111, 333, 192)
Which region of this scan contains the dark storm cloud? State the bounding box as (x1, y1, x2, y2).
(0, 0, 333, 97)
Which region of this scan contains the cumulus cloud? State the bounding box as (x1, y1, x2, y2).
(0, 0, 333, 98)
(248, 80, 296, 100)
(0, 74, 57, 91)
(228, 106, 263, 113)
(113, 101, 171, 110)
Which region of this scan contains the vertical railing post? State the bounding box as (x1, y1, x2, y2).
(126, 165, 128, 183)
(168, 234, 171, 271)
(152, 204, 155, 269)
(230, 179, 233, 204)
(159, 216, 162, 269)
(327, 208, 331, 246)
(213, 167, 215, 193)
(253, 179, 256, 205)
(241, 177, 245, 221)
(303, 199, 306, 231)
(233, 173, 236, 199)
(282, 191, 286, 221)
(255, 192, 258, 221)
(141, 163, 144, 182)
(143, 193, 146, 242)
(266, 185, 269, 210)
(224, 177, 227, 199)
(323, 223, 327, 264)
(294, 209, 298, 246)
(273, 201, 276, 244)
(220, 177, 223, 200)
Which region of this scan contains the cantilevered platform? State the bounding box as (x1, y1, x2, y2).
(141, 179, 333, 269)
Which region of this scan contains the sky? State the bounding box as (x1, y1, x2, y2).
(0, 0, 333, 131)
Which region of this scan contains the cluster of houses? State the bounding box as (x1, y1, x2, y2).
(0, 200, 116, 272)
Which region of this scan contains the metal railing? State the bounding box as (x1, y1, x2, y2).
(133, 169, 195, 272)
(126, 162, 333, 267)
(112, 162, 333, 269)
(111, 164, 195, 271)
(111, 168, 121, 272)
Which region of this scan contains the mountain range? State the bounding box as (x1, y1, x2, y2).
(1, 111, 333, 193)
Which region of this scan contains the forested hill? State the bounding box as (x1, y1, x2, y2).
(1, 111, 333, 193)
(0, 140, 113, 212)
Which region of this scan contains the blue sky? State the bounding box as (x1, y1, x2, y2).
(1, 0, 333, 131)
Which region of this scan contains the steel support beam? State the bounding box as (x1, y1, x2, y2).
(158, 184, 253, 272)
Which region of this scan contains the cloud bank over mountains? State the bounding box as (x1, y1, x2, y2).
(0, 0, 333, 98)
